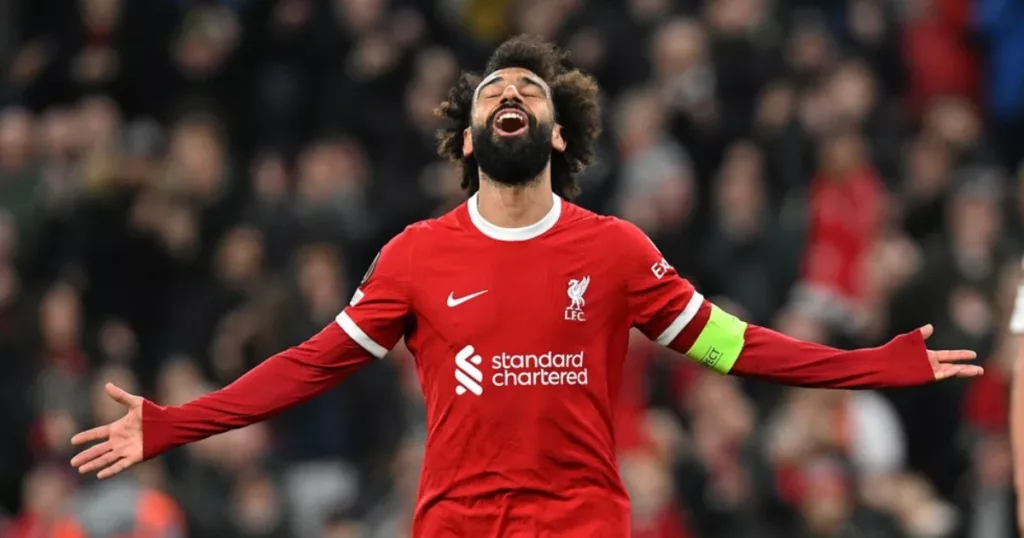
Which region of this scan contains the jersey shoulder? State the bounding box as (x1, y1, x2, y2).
(366, 218, 438, 281)
(404, 201, 471, 239)
(385, 203, 467, 251)
(558, 203, 656, 253)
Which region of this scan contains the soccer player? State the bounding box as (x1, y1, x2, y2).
(70, 36, 981, 537)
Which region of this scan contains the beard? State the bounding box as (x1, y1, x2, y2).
(470, 110, 554, 187)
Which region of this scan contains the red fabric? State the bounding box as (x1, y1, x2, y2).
(668, 301, 935, 389)
(136, 489, 185, 536)
(615, 404, 648, 454)
(6, 514, 86, 538)
(963, 370, 1008, 434)
(143, 322, 373, 459)
(669, 359, 701, 399)
(800, 166, 885, 307)
(143, 201, 705, 538)
(774, 463, 805, 506)
(6, 514, 43, 538)
(772, 459, 853, 509)
(613, 342, 700, 454)
(615, 343, 655, 453)
(734, 324, 934, 388)
(619, 342, 653, 411)
(141, 197, 937, 538)
(902, 0, 980, 117)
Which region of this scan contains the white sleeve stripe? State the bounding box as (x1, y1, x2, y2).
(656, 291, 705, 346)
(335, 311, 389, 359)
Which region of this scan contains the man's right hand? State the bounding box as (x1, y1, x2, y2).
(70, 383, 144, 479)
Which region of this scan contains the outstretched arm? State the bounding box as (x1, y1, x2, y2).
(72, 229, 416, 479)
(71, 323, 375, 477)
(620, 219, 979, 389)
(663, 299, 980, 389)
(142, 322, 374, 457)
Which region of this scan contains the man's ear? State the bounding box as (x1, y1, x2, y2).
(463, 128, 474, 157)
(552, 124, 567, 152)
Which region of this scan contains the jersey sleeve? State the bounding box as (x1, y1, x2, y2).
(336, 229, 414, 358)
(140, 230, 417, 460)
(142, 322, 376, 460)
(1011, 258, 1024, 334)
(619, 220, 705, 345)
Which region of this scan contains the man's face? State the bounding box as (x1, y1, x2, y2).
(464, 67, 565, 187)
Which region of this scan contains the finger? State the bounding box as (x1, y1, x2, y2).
(928, 349, 978, 363)
(79, 449, 122, 475)
(70, 425, 110, 446)
(97, 457, 136, 480)
(935, 364, 984, 381)
(919, 324, 934, 340)
(953, 365, 985, 378)
(70, 441, 112, 467)
(105, 383, 136, 407)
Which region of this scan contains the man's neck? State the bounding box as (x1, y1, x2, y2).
(476, 173, 554, 228)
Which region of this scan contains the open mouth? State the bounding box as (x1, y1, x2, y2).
(493, 108, 528, 136)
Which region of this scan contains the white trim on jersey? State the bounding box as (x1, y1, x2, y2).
(656, 291, 705, 346)
(336, 311, 389, 359)
(468, 192, 562, 241)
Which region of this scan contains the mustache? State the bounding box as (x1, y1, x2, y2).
(487, 103, 535, 125)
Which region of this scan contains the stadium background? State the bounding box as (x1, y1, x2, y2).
(1, 0, 1023, 536)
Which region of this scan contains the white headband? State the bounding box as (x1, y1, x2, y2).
(473, 71, 552, 102)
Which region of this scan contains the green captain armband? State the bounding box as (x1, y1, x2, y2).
(685, 304, 747, 374)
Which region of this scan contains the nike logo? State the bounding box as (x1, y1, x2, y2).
(447, 290, 488, 307)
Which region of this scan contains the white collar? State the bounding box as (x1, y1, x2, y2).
(467, 192, 562, 241)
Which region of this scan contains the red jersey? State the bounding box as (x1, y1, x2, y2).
(801, 166, 885, 308)
(142, 194, 935, 538)
(340, 193, 701, 536)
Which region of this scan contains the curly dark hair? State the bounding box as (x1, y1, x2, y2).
(435, 35, 602, 200)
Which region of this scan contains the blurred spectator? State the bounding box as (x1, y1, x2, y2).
(5, 464, 76, 538)
(698, 141, 781, 324)
(613, 85, 698, 277)
(902, 0, 981, 119)
(794, 128, 886, 335)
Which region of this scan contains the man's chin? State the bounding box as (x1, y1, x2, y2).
(472, 125, 553, 186)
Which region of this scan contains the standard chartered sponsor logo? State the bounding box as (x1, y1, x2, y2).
(455, 345, 484, 396)
(454, 346, 588, 395)
(492, 351, 589, 387)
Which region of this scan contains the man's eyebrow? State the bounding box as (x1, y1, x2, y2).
(519, 76, 548, 94)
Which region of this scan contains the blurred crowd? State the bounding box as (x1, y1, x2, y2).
(1, 0, 1023, 536)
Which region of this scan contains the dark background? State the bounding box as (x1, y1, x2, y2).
(1, 0, 1023, 536)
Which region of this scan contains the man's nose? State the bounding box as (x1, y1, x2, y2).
(500, 84, 524, 102)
